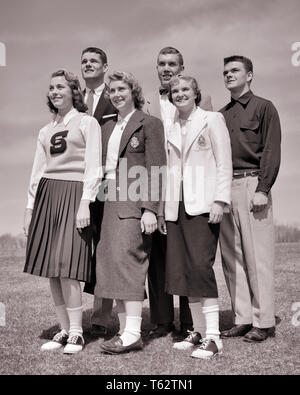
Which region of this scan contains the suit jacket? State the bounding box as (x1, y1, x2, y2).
(164, 107, 232, 221)
(101, 110, 166, 219)
(84, 84, 117, 126)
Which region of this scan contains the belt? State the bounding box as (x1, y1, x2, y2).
(233, 169, 260, 179)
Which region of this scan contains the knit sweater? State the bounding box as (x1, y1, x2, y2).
(27, 108, 102, 209)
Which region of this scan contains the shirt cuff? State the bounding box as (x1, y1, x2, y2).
(256, 182, 271, 194)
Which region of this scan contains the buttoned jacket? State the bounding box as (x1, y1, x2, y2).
(101, 110, 166, 219)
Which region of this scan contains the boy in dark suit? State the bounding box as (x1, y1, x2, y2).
(81, 47, 116, 337)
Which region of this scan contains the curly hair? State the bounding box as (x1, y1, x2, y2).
(108, 71, 145, 110)
(169, 75, 202, 106)
(47, 69, 88, 114)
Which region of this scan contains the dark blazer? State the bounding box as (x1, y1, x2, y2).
(84, 84, 117, 126)
(101, 110, 166, 219)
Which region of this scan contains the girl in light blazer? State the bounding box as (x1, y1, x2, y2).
(161, 75, 232, 359)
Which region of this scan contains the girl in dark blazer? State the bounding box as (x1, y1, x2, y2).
(94, 71, 166, 354)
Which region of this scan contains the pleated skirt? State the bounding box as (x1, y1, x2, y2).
(165, 200, 220, 298)
(24, 177, 92, 281)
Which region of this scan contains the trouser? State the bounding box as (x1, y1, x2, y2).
(219, 176, 275, 328)
(84, 198, 113, 326)
(148, 231, 193, 326)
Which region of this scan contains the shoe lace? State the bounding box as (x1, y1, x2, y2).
(68, 335, 80, 344)
(199, 338, 212, 349)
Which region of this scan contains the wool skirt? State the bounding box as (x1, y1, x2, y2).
(165, 200, 219, 298)
(94, 198, 152, 301)
(24, 177, 92, 282)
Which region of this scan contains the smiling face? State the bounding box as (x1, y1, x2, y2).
(223, 61, 253, 93)
(156, 53, 184, 88)
(48, 76, 73, 113)
(81, 51, 108, 83)
(170, 78, 197, 113)
(109, 80, 135, 115)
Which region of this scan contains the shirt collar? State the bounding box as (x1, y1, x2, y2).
(87, 83, 105, 96)
(179, 104, 197, 123)
(117, 109, 136, 124)
(53, 107, 78, 126)
(231, 90, 253, 105)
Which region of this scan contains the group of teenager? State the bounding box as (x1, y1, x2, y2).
(23, 45, 281, 360)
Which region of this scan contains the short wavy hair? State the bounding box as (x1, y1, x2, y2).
(47, 69, 88, 114)
(169, 75, 202, 106)
(108, 71, 145, 110)
(158, 47, 184, 67)
(81, 47, 107, 64)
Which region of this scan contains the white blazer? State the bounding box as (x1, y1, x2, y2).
(164, 107, 232, 221)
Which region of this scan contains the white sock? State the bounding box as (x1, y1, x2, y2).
(54, 304, 70, 333)
(202, 305, 220, 340)
(66, 306, 83, 337)
(188, 302, 206, 337)
(120, 316, 142, 346)
(118, 312, 127, 335)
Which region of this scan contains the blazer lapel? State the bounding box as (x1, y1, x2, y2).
(183, 107, 208, 159)
(118, 110, 144, 157)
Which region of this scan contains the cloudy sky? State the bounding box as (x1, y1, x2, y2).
(0, 0, 299, 235)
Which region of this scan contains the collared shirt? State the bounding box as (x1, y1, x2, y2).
(105, 109, 136, 180)
(84, 83, 105, 115)
(219, 90, 281, 194)
(27, 107, 102, 209)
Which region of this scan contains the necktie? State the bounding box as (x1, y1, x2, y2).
(159, 87, 169, 95)
(87, 89, 94, 115)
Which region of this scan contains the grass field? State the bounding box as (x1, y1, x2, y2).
(0, 243, 299, 375)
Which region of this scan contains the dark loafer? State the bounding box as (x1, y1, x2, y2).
(91, 324, 108, 337)
(100, 336, 143, 354)
(243, 326, 275, 343)
(221, 324, 252, 338)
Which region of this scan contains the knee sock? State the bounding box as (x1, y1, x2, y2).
(66, 306, 83, 337)
(202, 305, 220, 340)
(120, 316, 142, 346)
(117, 312, 127, 335)
(188, 302, 206, 337)
(54, 304, 70, 333)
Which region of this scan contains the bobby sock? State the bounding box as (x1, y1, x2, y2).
(188, 302, 206, 337)
(66, 306, 83, 337)
(120, 316, 142, 346)
(54, 304, 70, 333)
(202, 305, 220, 340)
(117, 312, 127, 335)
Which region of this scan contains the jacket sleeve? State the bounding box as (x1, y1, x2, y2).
(209, 112, 232, 205)
(142, 116, 167, 214)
